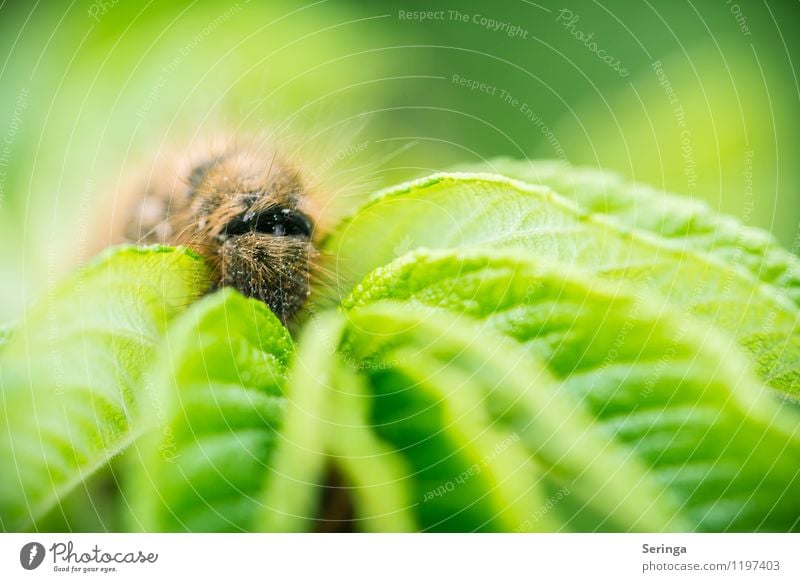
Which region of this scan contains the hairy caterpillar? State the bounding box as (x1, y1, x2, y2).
(123, 136, 331, 324)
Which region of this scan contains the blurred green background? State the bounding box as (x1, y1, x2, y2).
(1, 0, 798, 321)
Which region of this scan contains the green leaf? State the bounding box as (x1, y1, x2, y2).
(325, 364, 418, 532)
(452, 159, 800, 305)
(341, 301, 689, 532)
(256, 312, 345, 532)
(124, 288, 292, 532)
(324, 173, 800, 396)
(256, 308, 564, 532)
(0, 245, 210, 531)
(345, 344, 552, 532)
(343, 248, 800, 531)
(253, 311, 423, 533)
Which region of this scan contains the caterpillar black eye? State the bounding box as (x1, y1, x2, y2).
(223, 207, 313, 238)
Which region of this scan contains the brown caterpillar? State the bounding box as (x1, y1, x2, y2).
(123, 137, 329, 325)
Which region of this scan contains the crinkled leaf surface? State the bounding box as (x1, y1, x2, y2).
(339, 302, 692, 532)
(0, 246, 209, 530)
(324, 173, 800, 396)
(453, 159, 800, 305)
(126, 289, 291, 532)
(343, 249, 800, 531)
(339, 317, 557, 532)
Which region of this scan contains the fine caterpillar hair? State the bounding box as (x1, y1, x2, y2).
(96, 121, 387, 331)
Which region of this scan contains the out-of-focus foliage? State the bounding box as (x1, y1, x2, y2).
(0, 0, 798, 321)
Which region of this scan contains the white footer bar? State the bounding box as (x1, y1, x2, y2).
(1, 533, 796, 581)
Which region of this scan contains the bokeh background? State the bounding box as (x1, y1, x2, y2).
(1, 0, 798, 322)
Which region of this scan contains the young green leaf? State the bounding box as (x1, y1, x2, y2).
(452, 159, 800, 306)
(343, 248, 800, 531)
(325, 364, 418, 532)
(341, 301, 689, 532)
(258, 310, 551, 533)
(252, 312, 421, 532)
(0, 246, 210, 531)
(324, 173, 800, 396)
(256, 312, 345, 532)
(124, 288, 292, 532)
(345, 342, 553, 532)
